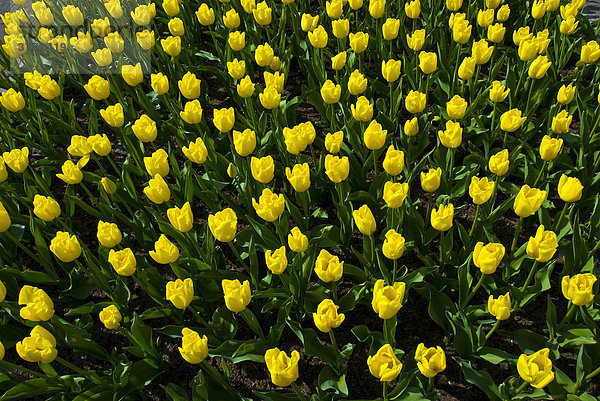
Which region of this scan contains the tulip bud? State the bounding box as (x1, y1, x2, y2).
(558, 174, 583, 202)
(381, 59, 402, 83)
(514, 185, 546, 218)
(325, 155, 350, 183)
(178, 72, 201, 100)
(144, 149, 169, 177)
(458, 56, 476, 80)
(557, 84, 576, 105)
(419, 51, 438, 74)
(222, 279, 251, 312)
(349, 32, 369, 54)
(179, 328, 208, 364)
(285, 163, 311, 192)
(382, 18, 400, 40)
(144, 174, 170, 204)
(213, 107, 235, 132)
(405, 0, 421, 18)
(382, 229, 405, 260)
(228, 31, 246, 51)
(325, 131, 344, 153)
(331, 51, 347, 70)
(500, 108, 526, 132)
(166, 278, 194, 309)
(265, 246, 288, 274)
(108, 248, 137, 276)
(406, 29, 426, 51)
(348, 70, 367, 95)
(552, 110, 572, 134)
(99, 305, 122, 329)
(404, 117, 419, 136)
(383, 181, 409, 209)
(405, 90, 427, 114)
(469, 176, 495, 205)
(488, 293, 511, 320)
(320, 80, 341, 104)
(33, 195, 61, 222)
(562, 273, 597, 306)
(526, 225, 558, 262)
(100, 103, 124, 127)
(314, 249, 344, 282)
(167, 202, 194, 232)
(352, 96, 374, 122)
(420, 167, 442, 192)
(353, 204, 376, 235)
(473, 242, 505, 274)
(490, 81, 510, 102)
(372, 279, 405, 319)
(50, 231, 81, 262)
(180, 99, 203, 124)
(489, 149, 509, 176)
(438, 121, 463, 148)
(539, 135, 563, 161)
(208, 208, 237, 242)
(431, 204, 454, 231)
(101, 177, 117, 194)
(288, 227, 308, 252)
(182, 137, 208, 164)
(150, 234, 179, 264)
(97, 221, 122, 248)
(332, 19, 350, 39)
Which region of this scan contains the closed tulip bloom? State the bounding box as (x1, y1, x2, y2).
(308, 25, 328, 48)
(108, 248, 136, 276)
(298, 121, 316, 146)
(472, 39, 494, 64)
(363, 120, 387, 150)
(558, 174, 583, 202)
(265, 246, 288, 275)
(526, 225, 558, 262)
(405, 0, 420, 18)
(105, 32, 124, 53)
(179, 328, 208, 364)
(320, 80, 341, 104)
(227, 59, 245, 80)
(265, 348, 300, 387)
(325, 155, 350, 183)
(3, 33, 27, 58)
(419, 51, 438, 74)
(100, 103, 124, 127)
(67, 135, 92, 157)
(488, 293, 511, 320)
(580, 40, 600, 64)
(132, 115, 157, 142)
(260, 87, 281, 109)
(161, 36, 181, 57)
(178, 72, 201, 100)
(488, 23, 506, 43)
(353, 205, 376, 235)
(407, 29, 426, 50)
(16, 326, 57, 364)
(150, 235, 179, 264)
(144, 149, 169, 177)
(438, 120, 463, 148)
(56, 161, 83, 185)
(458, 56, 476, 80)
(314, 249, 344, 282)
(101, 177, 117, 194)
(283, 127, 307, 154)
(286, 163, 311, 192)
(500, 108, 526, 132)
(0, 158, 6, 183)
(313, 299, 345, 333)
(557, 84, 576, 105)
(223, 9, 240, 29)
(381, 59, 402, 83)
(196, 3, 215, 25)
(420, 168, 442, 192)
(222, 279, 251, 312)
(206, 208, 237, 242)
(368, 344, 403, 381)
(489, 149, 509, 175)
(560, 2, 578, 18)
(331, 51, 347, 70)
(431, 204, 454, 231)
(529, 55, 552, 79)
(349, 32, 369, 53)
(518, 39, 539, 62)
(326, 0, 343, 18)
(0, 281, 5, 303)
(36, 75, 60, 100)
(539, 136, 563, 161)
(168, 202, 194, 232)
(368, 0, 384, 17)
(473, 242, 505, 274)
(490, 81, 510, 102)
(288, 227, 308, 252)
(241, 0, 256, 12)
(253, 1, 272, 25)
(97, 221, 122, 248)
(237, 75, 256, 98)
(0, 202, 9, 232)
(560, 15, 578, 35)
(32, 2, 53, 25)
(497, 4, 510, 21)
(168, 18, 184, 36)
(33, 195, 60, 222)
(301, 13, 319, 32)
(131, 4, 152, 25)
(87, 134, 111, 156)
(121, 64, 143, 88)
(552, 110, 572, 134)
(49, 231, 81, 263)
(514, 185, 546, 217)
(250, 155, 276, 184)
(562, 274, 597, 306)
(180, 100, 203, 124)
(62, 5, 83, 26)
(325, 131, 344, 153)
(349, 0, 363, 8)
(91, 48, 113, 67)
(469, 176, 495, 204)
(99, 305, 121, 329)
(382, 229, 405, 260)
(446, 0, 463, 11)
(166, 278, 194, 309)
(383, 145, 405, 176)
(136, 30, 155, 50)
(70, 31, 94, 53)
(228, 31, 245, 51)
(18, 285, 54, 321)
(415, 344, 446, 377)
(214, 107, 235, 132)
(531, 0, 547, 19)
(352, 96, 374, 122)
(513, 27, 533, 46)
(348, 70, 368, 95)
(144, 174, 171, 204)
(252, 188, 285, 222)
(477, 8, 494, 28)
(518, 349, 554, 388)
(233, 129, 256, 156)
(264, 71, 285, 93)
(332, 19, 350, 39)
(486, 0, 501, 8)
(372, 279, 405, 319)
(382, 18, 400, 40)
(405, 90, 427, 113)
(446, 95, 467, 119)
(383, 181, 409, 209)
(0, 88, 25, 112)
(182, 137, 208, 164)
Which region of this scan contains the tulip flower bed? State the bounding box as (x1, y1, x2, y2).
(1, 0, 600, 399)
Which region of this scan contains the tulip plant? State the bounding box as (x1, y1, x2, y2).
(0, 0, 600, 400)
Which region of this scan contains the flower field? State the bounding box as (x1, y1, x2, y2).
(0, 0, 600, 399)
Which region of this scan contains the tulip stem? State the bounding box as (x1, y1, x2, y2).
(515, 381, 528, 395)
(291, 382, 309, 401)
(558, 303, 577, 326)
(484, 320, 501, 342)
(464, 273, 486, 306)
(585, 364, 600, 382)
(553, 202, 569, 232)
(382, 382, 389, 401)
(373, 151, 378, 177)
(439, 231, 444, 266)
(55, 356, 103, 385)
(521, 260, 539, 292)
(532, 161, 547, 187)
(3, 231, 44, 268)
(392, 259, 397, 283)
(427, 377, 435, 393)
(469, 204, 480, 237)
(329, 330, 338, 352)
(0, 360, 46, 379)
(510, 217, 523, 253)
(228, 242, 250, 272)
(426, 193, 432, 224)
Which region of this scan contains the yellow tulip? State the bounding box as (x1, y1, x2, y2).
(367, 344, 403, 382)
